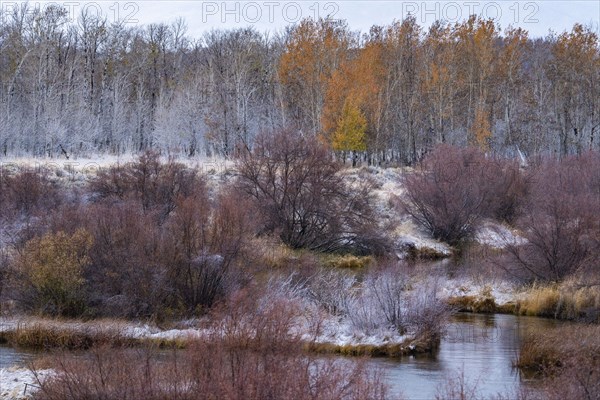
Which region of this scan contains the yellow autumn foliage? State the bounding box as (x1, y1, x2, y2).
(20, 229, 93, 316)
(332, 101, 367, 152)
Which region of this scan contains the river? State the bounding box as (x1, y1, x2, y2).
(1, 313, 558, 399)
(372, 313, 558, 399)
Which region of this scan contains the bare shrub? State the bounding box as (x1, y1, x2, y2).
(33, 289, 387, 400)
(161, 188, 249, 313)
(403, 145, 529, 245)
(435, 368, 482, 400)
(541, 352, 600, 400)
(486, 161, 531, 224)
(34, 343, 386, 400)
(404, 278, 449, 343)
(235, 129, 386, 254)
(89, 151, 203, 220)
(0, 168, 62, 218)
(84, 201, 167, 318)
(505, 153, 600, 282)
(348, 266, 449, 340)
(366, 268, 409, 331)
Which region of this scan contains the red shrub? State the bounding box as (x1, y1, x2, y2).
(505, 153, 600, 281)
(0, 168, 62, 217)
(89, 151, 204, 220)
(403, 145, 528, 245)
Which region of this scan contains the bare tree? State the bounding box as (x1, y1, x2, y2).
(236, 128, 384, 254)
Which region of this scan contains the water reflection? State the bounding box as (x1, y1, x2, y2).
(373, 313, 560, 400)
(0, 345, 37, 368)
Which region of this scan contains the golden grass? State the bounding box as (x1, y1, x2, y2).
(445, 286, 514, 314)
(516, 324, 600, 372)
(406, 246, 450, 260)
(0, 323, 186, 350)
(0, 324, 130, 349)
(447, 295, 498, 313)
(323, 254, 373, 270)
(516, 283, 600, 321)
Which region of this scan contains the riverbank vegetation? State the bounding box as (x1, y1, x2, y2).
(1, 135, 599, 324)
(0, 132, 599, 399)
(28, 299, 389, 400)
(516, 324, 600, 399)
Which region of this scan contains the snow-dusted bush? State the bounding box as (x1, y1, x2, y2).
(307, 269, 356, 316)
(366, 269, 409, 331)
(347, 290, 382, 334)
(347, 268, 449, 339)
(404, 278, 449, 340)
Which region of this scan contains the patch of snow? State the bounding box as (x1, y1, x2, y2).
(475, 221, 526, 249)
(306, 316, 409, 347)
(0, 368, 52, 400)
(437, 277, 519, 306)
(393, 219, 453, 258)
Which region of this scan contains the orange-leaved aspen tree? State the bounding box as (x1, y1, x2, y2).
(279, 18, 354, 136)
(453, 16, 499, 143)
(322, 32, 385, 163)
(471, 103, 492, 150)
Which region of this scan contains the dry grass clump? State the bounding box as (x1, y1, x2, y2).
(1, 323, 135, 350)
(445, 286, 516, 314)
(516, 324, 600, 371)
(516, 324, 600, 400)
(307, 341, 428, 358)
(324, 254, 373, 270)
(516, 283, 600, 321)
(446, 295, 498, 314)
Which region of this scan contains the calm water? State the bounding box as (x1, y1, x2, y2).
(0, 345, 37, 368)
(1, 313, 559, 399)
(372, 313, 558, 400)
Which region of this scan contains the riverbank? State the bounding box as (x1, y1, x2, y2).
(445, 280, 600, 322)
(0, 314, 424, 356)
(1, 313, 579, 400)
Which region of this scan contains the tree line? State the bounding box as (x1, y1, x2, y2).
(0, 5, 598, 162)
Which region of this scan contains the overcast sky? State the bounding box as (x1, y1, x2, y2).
(7, 1, 600, 38)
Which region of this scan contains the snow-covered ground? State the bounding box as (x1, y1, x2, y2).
(341, 167, 454, 258)
(437, 277, 520, 306)
(475, 221, 527, 249)
(301, 316, 409, 347)
(0, 368, 51, 400)
(0, 155, 233, 175)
